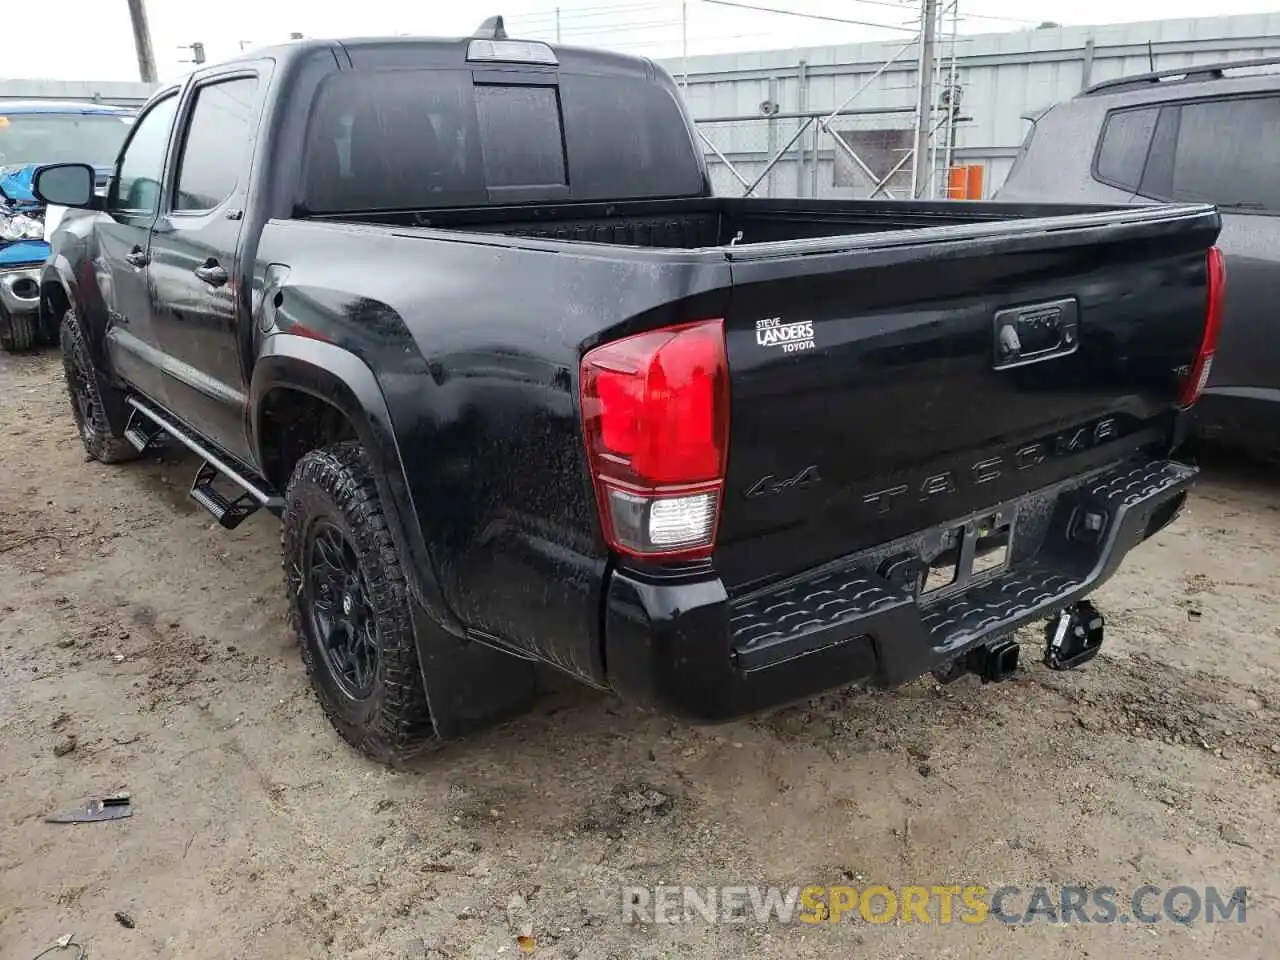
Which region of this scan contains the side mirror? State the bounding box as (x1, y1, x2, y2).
(32, 163, 96, 209)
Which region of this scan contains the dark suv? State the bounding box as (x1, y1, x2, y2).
(997, 56, 1280, 459)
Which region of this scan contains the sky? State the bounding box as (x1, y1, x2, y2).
(9, 0, 1280, 83)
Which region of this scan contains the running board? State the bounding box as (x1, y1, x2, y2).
(124, 397, 284, 529)
(190, 461, 261, 530)
(124, 406, 166, 453)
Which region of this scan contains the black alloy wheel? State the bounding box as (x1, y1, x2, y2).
(302, 520, 380, 700)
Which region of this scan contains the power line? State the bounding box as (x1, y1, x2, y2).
(514, 0, 1037, 37)
(518, 0, 919, 33)
(700, 0, 919, 32)
(516, 2, 657, 27)
(550, 18, 691, 36)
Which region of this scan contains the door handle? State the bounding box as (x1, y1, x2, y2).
(125, 247, 148, 268)
(194, 261, 228, 287)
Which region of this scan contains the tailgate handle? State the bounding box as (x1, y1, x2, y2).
(992, 297, 1079, 370)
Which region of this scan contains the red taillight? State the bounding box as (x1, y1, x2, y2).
(1179, 246, 1226, 408)
(581, 319, 729, 560)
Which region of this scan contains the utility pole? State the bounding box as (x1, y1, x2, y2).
(555, 7, 561, 43)
(911, 0, 940, 198)
(126, 0, 158, 83)
(682, 0, 689, 88)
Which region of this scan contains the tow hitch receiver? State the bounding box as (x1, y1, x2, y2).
(931, 636, 1021, 685)
(973, 637, 1020, 683)
(1044, 600, 1104, 671)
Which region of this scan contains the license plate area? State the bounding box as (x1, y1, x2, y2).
(919, 508, 1015, 602)
(922, 529, 962, 595)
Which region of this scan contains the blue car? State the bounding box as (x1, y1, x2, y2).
(1, 100, 133, 351)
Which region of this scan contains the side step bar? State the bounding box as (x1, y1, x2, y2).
(124, 397, 284, 529)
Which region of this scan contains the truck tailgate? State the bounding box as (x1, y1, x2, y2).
(715, 203, 1220, 593)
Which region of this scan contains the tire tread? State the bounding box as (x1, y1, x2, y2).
(59, 309, 138, 464)
(282, 442, 437, 763)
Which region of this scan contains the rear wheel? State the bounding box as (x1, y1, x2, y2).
(0, 307, 37, 353)
(59, 308, 138, 464)
(282, 442, 436, 763)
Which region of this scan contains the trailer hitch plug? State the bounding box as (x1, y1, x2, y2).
(974, 637, 1020, 683)
(934, 636, 1020, 685)
(1044, 600, 1104, 671)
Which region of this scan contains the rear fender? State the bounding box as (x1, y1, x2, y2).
(251, 335, 453, 627)
(250, 336, 536, 740)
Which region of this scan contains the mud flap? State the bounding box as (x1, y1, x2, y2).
(409, 599, 538, 741)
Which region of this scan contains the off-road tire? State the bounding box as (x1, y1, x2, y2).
(38, 311, 61, 345)
(282, 442, 436, 764)
(59, 308, 139, 463)
(0, 307, 37, 353)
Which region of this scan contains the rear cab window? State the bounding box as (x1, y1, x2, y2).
(473, 83, 566, 190)
(298, 53, 704, 214)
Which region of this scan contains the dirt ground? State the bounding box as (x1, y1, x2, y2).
(1, 347, 1278, 960)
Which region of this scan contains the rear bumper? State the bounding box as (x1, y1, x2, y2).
(604, 457, 1196, 721)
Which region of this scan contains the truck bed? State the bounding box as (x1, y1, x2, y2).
(313, 196, 1131, 251)
(292, 196, 1219, 602)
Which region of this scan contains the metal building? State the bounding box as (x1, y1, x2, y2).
(7, 12, 1280, 201)
(660, 12, 1280, 200)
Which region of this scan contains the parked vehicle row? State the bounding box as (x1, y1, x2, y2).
(0, 99, 133, 351)
(24, 22, 1223, 761)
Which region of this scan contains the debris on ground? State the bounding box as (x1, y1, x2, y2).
(1220, 823, 1253, 848)
(28, 932, 85, 959)
(45, 793, 133, 824)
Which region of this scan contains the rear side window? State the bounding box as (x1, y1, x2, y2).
(1094, 107, 1158, 191)
(1141, 96, 1280, 211)
(300, 67, 703, 213)
(173, 76, 259, 212)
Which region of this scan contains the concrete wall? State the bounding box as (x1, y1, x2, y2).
(659, 12, 1280, 200)
(0, 78, 158, 108)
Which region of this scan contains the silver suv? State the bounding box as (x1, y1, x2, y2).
(997, 56, 1280, 460)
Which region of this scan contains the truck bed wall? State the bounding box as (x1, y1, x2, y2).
(313, 198, 1129, 250)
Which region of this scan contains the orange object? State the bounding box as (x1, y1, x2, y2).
(946, 165, 984, 200)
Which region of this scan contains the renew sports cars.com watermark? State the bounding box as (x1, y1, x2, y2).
(622, 884, 1249, 926)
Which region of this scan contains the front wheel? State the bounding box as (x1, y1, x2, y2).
(0, 307, 37, 353)
(282, 442, 436, 763)
(59, 308, 139, 463)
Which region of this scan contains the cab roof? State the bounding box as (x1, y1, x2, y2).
(217, 34, 655, 81)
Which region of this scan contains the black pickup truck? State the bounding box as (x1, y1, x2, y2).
(32, 21, 1224, 762)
